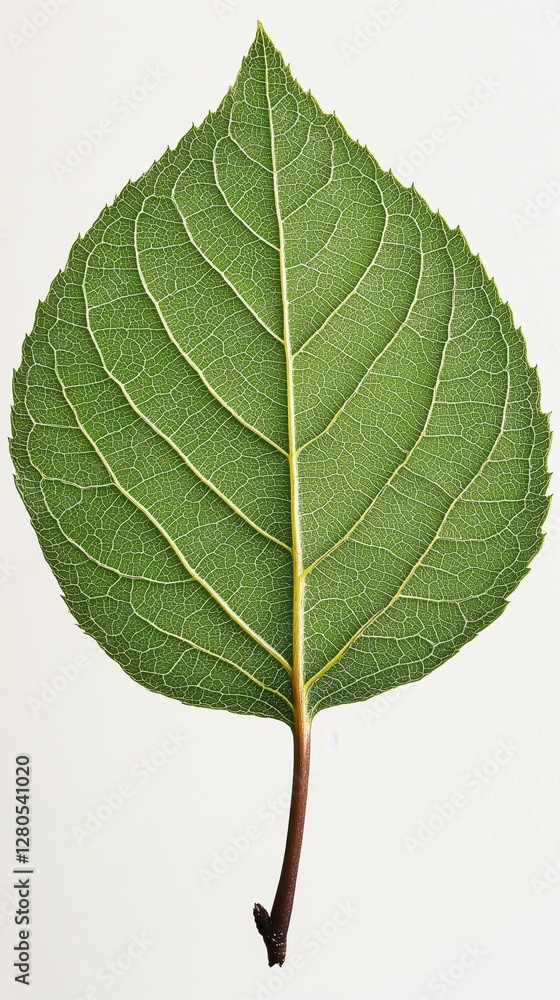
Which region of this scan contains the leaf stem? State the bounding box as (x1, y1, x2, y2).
(253, 707, 311, 966)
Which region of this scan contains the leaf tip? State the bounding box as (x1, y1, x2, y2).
(255, 21, 273, 46)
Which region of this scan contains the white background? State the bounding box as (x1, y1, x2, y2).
(2, 1, 560, 997)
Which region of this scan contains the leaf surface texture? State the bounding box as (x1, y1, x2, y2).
(11, 28, 550, 725)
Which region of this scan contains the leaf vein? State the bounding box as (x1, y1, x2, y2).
(291, 181, 389, 358)
(81, 257, 291, 552)
(133, 197, 289, 458)
(169, 179, 284, 344)
(297, 213, 423, 454)
(306, 281, 512, 688)
(213, 136, 280, 250)
(46, 326, 292, 674)
(302, 234, 455, 578)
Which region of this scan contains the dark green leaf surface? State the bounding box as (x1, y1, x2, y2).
(11, 27, 550, 728)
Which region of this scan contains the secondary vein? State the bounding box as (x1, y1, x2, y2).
(306, 262, 512, 691)
(134, 197, 289, 458)
(48, 326, 292, 675)
(301, 231, 454, 579)
(82, 253, 291, 553)
(170, 178, 285, 344)
(297, 213, 423, 456)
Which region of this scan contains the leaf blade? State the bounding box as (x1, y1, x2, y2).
(11, 26, 550, 729)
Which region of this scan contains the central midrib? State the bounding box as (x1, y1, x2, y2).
(262, 37, 309, 733)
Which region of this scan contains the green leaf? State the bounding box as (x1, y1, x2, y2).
(11, 26, 549, 722)
(10, 24, 550, 965)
